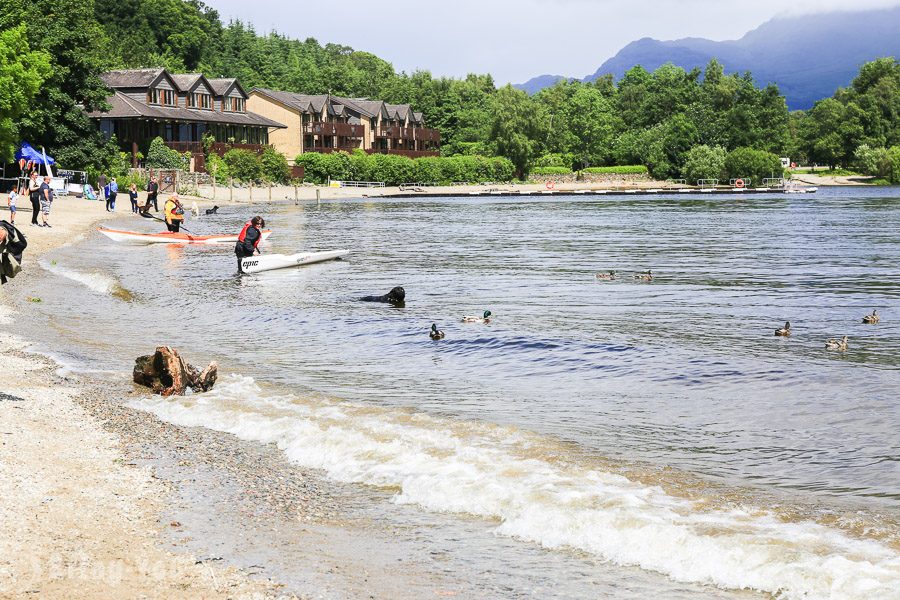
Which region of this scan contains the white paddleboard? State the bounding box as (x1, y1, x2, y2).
(240, 249, 349, 274)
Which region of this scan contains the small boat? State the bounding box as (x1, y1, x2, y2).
(99, 227, 273, 245)
(240, 249, 349, 274)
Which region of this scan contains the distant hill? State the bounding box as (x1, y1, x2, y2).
(515, 74, 567, 95)
(516, 7, 900, 109)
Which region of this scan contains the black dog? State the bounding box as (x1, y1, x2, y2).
(205, 205, 219, 215)
(360, 286, 405, 304)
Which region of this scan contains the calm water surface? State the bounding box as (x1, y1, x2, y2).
(13, 187, 900, 599)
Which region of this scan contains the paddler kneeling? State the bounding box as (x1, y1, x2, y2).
(235, 216, 265, 273)
(163, 193, 185, 232)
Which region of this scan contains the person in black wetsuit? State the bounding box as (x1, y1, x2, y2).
(234, 216, 265, 273)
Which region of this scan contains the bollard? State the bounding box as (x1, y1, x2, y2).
(316, 188, 321, 206)
(249, 180, 253, 203)
(294, 184, 298, 205)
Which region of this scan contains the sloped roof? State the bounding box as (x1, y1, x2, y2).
(331, 96, 379, 118)
(385, 103, 412, 121)
(412, 111, 423, 124)
(86, 91, 285, 128)
(208, 78, 247, 98)
(102, 68, 166, 88)
(251, 88, 332, 114)
(169, 73, 206, 92)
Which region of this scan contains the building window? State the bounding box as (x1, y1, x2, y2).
(149, 88, 175, 106)
(188, 93, 212, 109)
(224, 97, 245, 112)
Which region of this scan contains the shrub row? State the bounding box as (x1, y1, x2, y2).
(294, 151, 515, 186)
(530, 166, 573, 175)
(581, 165, 649, 174)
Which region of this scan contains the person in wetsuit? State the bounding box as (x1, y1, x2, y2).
(234, 216, 265, 273)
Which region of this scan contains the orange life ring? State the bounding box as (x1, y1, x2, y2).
(735, 179, 745, 189)
(546, 180, 555, 190)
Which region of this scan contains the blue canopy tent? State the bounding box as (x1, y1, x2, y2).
(14, 142, 55, 175)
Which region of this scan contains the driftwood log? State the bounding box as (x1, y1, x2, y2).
(133, 346, 218, 396)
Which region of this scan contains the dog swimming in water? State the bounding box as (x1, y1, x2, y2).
(205, 205, 219, 215)
(360, 286, 405, 305)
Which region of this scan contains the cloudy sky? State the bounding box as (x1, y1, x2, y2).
(205, 0, 900, 84)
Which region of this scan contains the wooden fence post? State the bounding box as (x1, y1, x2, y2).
(229, 178, 233, 201)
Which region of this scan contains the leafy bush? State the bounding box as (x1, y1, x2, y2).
(581, 165, 648, 174)
(888, 146, 900, 185)
(146, 136, 187, 169)
(681, 145, 726, 183)
(534, 153, 574, 168)
(205, 152, 229, 180)
(531, 166, 572, 175)
(854, 144, 891, 178)
(724, 148, 784, 185)
(223, 148, 263, 181)
(260, 146, 290, 183)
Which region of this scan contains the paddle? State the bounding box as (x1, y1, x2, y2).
(139, 209, 199, 235)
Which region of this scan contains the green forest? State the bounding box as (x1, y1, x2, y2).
(2, 0, 900, 183)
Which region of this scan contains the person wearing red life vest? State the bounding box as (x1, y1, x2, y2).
(234, 216, 265, 273)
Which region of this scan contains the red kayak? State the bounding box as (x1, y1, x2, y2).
(99, 227, 273, 245)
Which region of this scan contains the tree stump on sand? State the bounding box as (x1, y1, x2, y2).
(133, 346, 218, 396)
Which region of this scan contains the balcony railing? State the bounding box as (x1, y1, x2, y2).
(416, 128, 441, 143)
(305, 146, 360, 154)
(303, 121, 365, 138)
(165, 141, 268, 156)
(376, 126, 415, 140)
(365, 149, 440, 159)
(375, 127, 440, 143)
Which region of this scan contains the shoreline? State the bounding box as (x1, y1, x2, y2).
(0, 195, 521, 598)
(0, 199, 291, 597)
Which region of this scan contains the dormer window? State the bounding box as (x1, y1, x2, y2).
(148, 88, 175, 106)
(224, 97, 245, 112)
(189, 92, 212, 109)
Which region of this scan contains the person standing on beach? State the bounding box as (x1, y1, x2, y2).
(28, 172, 40, 226)
(7, 186, 18, 225)
(39, 176, 53, 228)
(98, 173, 107, 202)
(234, 216, 265, 273)
(128, 183, 139, 214)
(164, 193, 185, 232)
(144, 175, 159, 213)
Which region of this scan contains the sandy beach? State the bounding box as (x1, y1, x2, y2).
(0, 194, 494, 599)
(0, 198, 291, 598)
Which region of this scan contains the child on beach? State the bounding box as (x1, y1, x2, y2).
(7, 187, 17, 225)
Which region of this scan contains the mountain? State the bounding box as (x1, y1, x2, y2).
(517, 7, 900, 110)
(514, 74, 567, 95)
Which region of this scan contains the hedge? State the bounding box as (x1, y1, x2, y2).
(294, 151, 515, 186)
(581, 165, 648, 174)
(530, 166, 573, 175)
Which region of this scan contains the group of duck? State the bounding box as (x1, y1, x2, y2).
(596, 269, 653, 281)
(430, 310, 492, 340)
(776, 310, 880, 351)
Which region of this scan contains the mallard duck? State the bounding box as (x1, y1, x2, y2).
(862, 309, 880, 324)
(429, 324, 445, 340)
(462, 310, 492, 323)
(596, 270, 617, 280)
(633, 270, 653, 281)
(825, 336, 848, 351)
(775, 321, 791, 337)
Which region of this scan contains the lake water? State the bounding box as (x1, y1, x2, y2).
(13, 187, 900, 599)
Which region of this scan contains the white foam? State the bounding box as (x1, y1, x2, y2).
(131, 375, 900, 599)
(39, 258, 127, 298)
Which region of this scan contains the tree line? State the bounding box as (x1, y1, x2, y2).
(1, 0, 898, 184)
